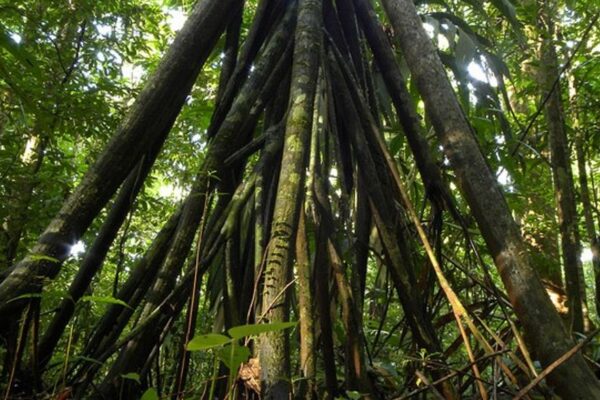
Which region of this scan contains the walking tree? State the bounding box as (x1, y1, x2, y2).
(2, 0, 600, 398)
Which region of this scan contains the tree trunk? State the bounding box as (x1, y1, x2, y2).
(353, 0, 454, 217)
(576, 134, 600, 318)
(380, 0, 600, 397)
(539, 0, 586, 332)
(258, 0, 321, 396)
(572, 80, 600, 317)
(295, 209, 316, 399)
(92, 8, 296, 394)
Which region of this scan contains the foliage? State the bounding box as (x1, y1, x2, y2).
(0, 0, 599, 398)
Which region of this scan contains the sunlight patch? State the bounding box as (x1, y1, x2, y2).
(166, 8, 186, 32)
(468, 61, 487, 82)
(497, 168, 510, 185)
(423, 23, 435, 39)
(437, 33, 450, 50)
(70, 241, 86, 258)
(581, 247, 593, 263)
(10, 32, 22, 44)
(467, 59, 498, 87)
(96, 23, 113, 36)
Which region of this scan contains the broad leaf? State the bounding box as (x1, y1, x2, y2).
(7, 293, 42, 303)
(227, 321, 297, 339)
(141, 388, 159, 400)
(121, 372, 140, 384)
(187, 333, 231, 351)
(81, 295, 131, 309)
(218, 344, 251, 371)
(488, 0, 524, 39)
(0, 23, 38, 72)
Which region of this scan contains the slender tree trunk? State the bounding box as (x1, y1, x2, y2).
(327, 54, 440, 355)
(207, 0, 286, 138)
(353, 0, 454, 216)
(295, 209, 316, 399)
(576, 133, 600, 317)
(258, 0, 321, 396)
(313, 164, 374, 397)
(312, 215, 339, 399)
(170, 211, 210, 400)
(215, 3, 243, 106)
(355, 175, 371, 304)
(539, 0, 586, 332)
(571, 72, 600, 317)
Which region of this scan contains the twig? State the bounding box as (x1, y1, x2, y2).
(513, 328, 600, 400)
(415, 370, 445, 400)
(394, 350, 511, 399)
(62, 20, 87, 84)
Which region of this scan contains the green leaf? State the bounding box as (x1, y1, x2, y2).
(0, 23, 38, 72)
(227, 322, 297, 340)
(140, 387, 159, 400)
(486, 52, 511, 79)
(460, 0, 486, 14)
(81, 295, 131, 309)
(73, 355, 103, 366)
(428, 13, 492, 48)
(187, 333, 231, 351)
(7, 293, 42, 303)
(389, 135, 403, 156)
(121, 372, 141, 384)
(488, 0, 524, 39)
(217, 344, 251, 371)
(346, 391, 361, 400)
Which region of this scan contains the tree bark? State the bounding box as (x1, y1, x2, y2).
(380, 0, 600, 397)
(539, 0, 586, 332)
(295, 209, 316, 399)
(353, 0, 454, 216)
(258, 0, 321, 396)
(93, 8, 296, 395)
(313, 163, 374, 397)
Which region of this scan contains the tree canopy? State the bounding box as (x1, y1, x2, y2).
(1, 0, 600, 398)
